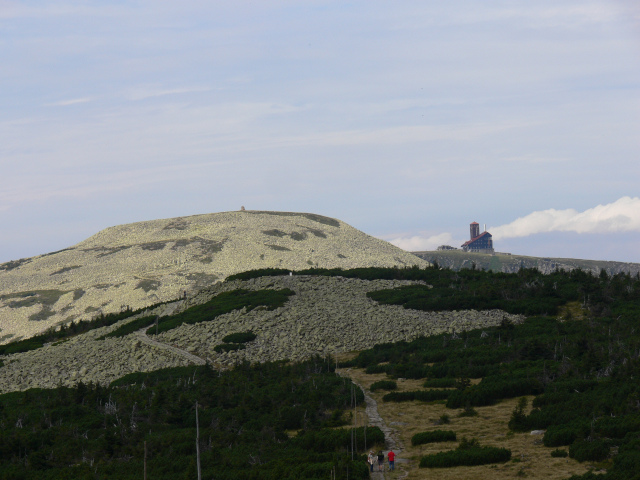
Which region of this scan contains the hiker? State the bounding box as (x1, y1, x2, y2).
(377, 451, 384, 471)
(388, 449, 395, 471)
(367, 451, 375, 472)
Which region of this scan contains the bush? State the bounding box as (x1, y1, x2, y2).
(370, 380, 397, 392)
(412, 430, 456, 446)
(100, 315, 156, 338)
(222, 331, 257, 344)
(148, 288, 294, 335)
(544, 426, 579, 447)
(419, 439, 511, 468)
(569, 439, 610, 462)
(424, 378, 456, 388)
(294, 426, 385, 453)
(383, 390, 451, 403)
(446, 377, 543, 409)
(365, 364, 389, 374)
(594, 414, 640, 439)
(458, 404, 478, 417)
(509, 397, 529, 432)
(551, 449, 568, 458)
(610, 435, 640, 478)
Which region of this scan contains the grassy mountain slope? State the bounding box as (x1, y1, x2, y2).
(0, 211, 427, 343)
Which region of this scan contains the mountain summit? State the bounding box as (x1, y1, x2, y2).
(0, 210, 426, 342)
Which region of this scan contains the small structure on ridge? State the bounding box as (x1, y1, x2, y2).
(461, 222, 494, 254)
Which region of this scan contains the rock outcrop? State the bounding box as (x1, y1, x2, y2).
(413, 250, 640, 276)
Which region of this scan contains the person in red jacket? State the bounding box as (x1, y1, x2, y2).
(387, 449, 395, 471)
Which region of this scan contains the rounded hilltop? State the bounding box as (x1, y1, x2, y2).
(0, 210, 427, 342)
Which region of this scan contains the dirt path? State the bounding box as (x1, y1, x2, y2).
(339, 369, 409, 479)
(134, 327, 207, 366)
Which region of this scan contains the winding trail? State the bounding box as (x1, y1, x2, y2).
(133, 321, 407, 477)
(339, 369, 410, 479)
(133, 327, 207, 366)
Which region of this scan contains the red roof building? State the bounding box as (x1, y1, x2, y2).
(461, 222, 494, 253)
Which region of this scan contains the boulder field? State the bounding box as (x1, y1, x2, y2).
(0, 275, 523, 393)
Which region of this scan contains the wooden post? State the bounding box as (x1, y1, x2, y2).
(196, 401, 201, 480)
(354, 384, 357, 456)
(351, 384, 355, 460)
(143, 441, 147, 480)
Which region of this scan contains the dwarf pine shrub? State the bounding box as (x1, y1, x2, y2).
(412, 430, 456, 446)
(419, 438, 511, 468)
(370, 380, 397, 391)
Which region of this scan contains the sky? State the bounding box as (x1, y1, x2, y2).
(1, 0, 639, 264)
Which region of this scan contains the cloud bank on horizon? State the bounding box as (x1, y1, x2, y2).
(389, 197, 640, 254)
(491, 197, 640, 239)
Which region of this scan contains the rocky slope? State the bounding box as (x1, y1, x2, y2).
(0, 275, 522, 393)
(0, 210, 427, 343)
(413, 250, 640, 276)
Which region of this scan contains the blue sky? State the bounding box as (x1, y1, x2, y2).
(1, 1, 639, 263)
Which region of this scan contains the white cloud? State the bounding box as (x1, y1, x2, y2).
(125, 86, 211, 101)
(387, 232, 460, 252)
(385, 197, 640, 253)
(46, 97, 92, 107)
(491, 197, 640, 239)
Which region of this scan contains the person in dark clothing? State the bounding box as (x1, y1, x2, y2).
(377, 451, 384, 471)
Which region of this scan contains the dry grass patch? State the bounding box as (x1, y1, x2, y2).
(344, 368, 593, 480)
(558, 301, 588, 321)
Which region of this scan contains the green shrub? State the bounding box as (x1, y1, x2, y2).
(0, 339, 44, 355)
(370, 380, 397, 392)
(458, 404, 478, 417)
(148, 288, 294, 335)
(508, 397, 529, 432)
(100, 315, 157, 339)
(383, 389, 451, 402)
(551, 449, 568, 458)
(365, 364, 389, 374)
(412, 430, 456, 446)
(543, 425, 579, 447)
(458, 437, 480, 449)
(222, 331, 257, 344)
(446, 377, 543, 409)
(294, 426, 385, 453)
(594, 414, 640, 439)
(569, 439, 609, 462)
(322, 409, 349, 428)
(419, 439, 511, 468)
(423, 378, 456, 388)
(0, 305, 158, 355)
(439, 414, 451, 425)
(610, 435, 640, 478)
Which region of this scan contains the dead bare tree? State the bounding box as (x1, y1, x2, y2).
(196, 401, 201, 480)
(144, 441, 147, 480)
